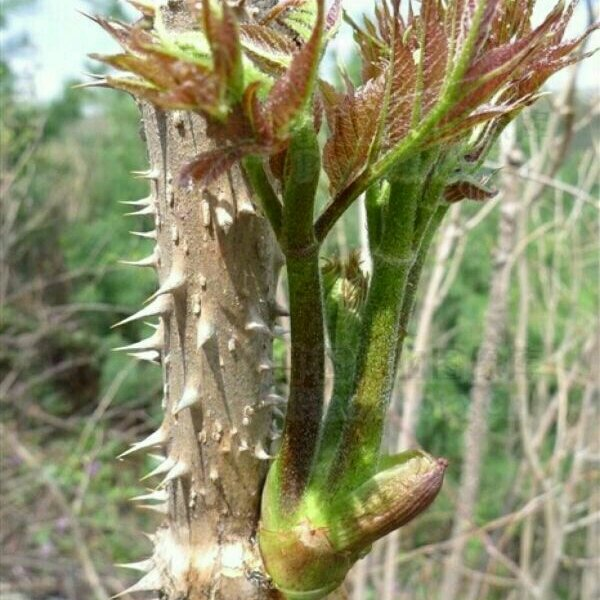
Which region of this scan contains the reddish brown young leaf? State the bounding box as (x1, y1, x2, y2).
(319, 79, 342, 127)
(261, 0, 307, 26)
(240, 24, 297, 75)
(385, 35, 418, 148)
(242, 81, 274, 141)
(102, 76, 164, 103)
(346, 9, 391, 82)
(429, 102, 524, 145)
(508, 23, 600, 100)
(179, 145, 259, 187)
(421, 0, 450, 115)
(91, 52, 177, 91)
(201, 0, 243, 98)
(323, 77, 385, 194)
(266, 0, 325, 137)
(86, 15, 135, 50)
(487, 0, 533, 47)
(444, 5, 565, 123)
(444, 177, 497, 203)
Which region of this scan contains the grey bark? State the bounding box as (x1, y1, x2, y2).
(122, 2, 283, 598)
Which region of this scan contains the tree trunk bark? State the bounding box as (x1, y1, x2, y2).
(122, 3, 285, 598)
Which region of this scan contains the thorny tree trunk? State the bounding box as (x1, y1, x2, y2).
(438, 129, 521, 600)
(123, 2, 295, 598)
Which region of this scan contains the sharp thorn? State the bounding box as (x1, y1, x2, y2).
(130, 230, 158, 240)
(272, 406, 285, 420)
(161, 461, 190, 485)
(254, 441, 273, 461)
(261, 393, 286, 407)
(114, 324, 164, 353)
(258, 360, 273, 373)
(138, 502, 169, 514)
(172, 385, 200, 415)
(271, 301, 289, 317)
(140, 456, 176, 482)
(127, 350, 161, 364)
(125, 1, 156, 17)
(146, 270, 186, 303)
(131, 169, 159, 181)
(112, 569, 162, 598)
(119, 247, 159, 269)
(124, 204, 156, 217)
(112, 296, 171, 329)
(215, 206, 233, 233)
(115, 559, 154, 573)
(245, 315, 271, 336)
(81, 71, 105, 80)
(131, 489, 168, 503)
(119, 255, 158, 268)
(120, 196, 153, 207)
(238, 201, 256, 216)
(118, 426, 168, 459)
(73, 79, 108, 89)
(197, 318, 216, 349)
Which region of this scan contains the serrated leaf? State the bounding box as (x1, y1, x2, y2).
(323, 77, 385, 194)
(242, 81, 274, 141)
(202, 0, 244, 99)
(421, 0, 449, 115)
(266, 0, 325, 137)
(240, 24, 297, 74)
(279, 0, 319, 41)
(103, 76, 163, 102)
(444, 177, 497, 203)
(180, 144, 260, 187)
(91, 52, 177, 90)
(385, 35, 417, 148)
(86, 15, 135, 50)
(261, 0, 308, 26)
(429, 102, 522, 145)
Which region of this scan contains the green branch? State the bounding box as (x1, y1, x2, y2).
(396, 204, 449, 359)
(274, 121, 325, 512)
(242, 155, 283, 240)
(327, 159, 422, 494)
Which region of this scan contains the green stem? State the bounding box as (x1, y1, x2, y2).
(276, 121, 325, 511)
(327, 161, 422, 494)
(396, 204, 449, 359)
(315, 168, 373, 244)
(312, 303, 361, 487)
(313, 181, 390, 482)
(365, 179, 389, 249)
(242, 155, 283, 239)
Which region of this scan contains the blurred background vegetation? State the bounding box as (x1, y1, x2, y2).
(0, 1, 598, 599)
